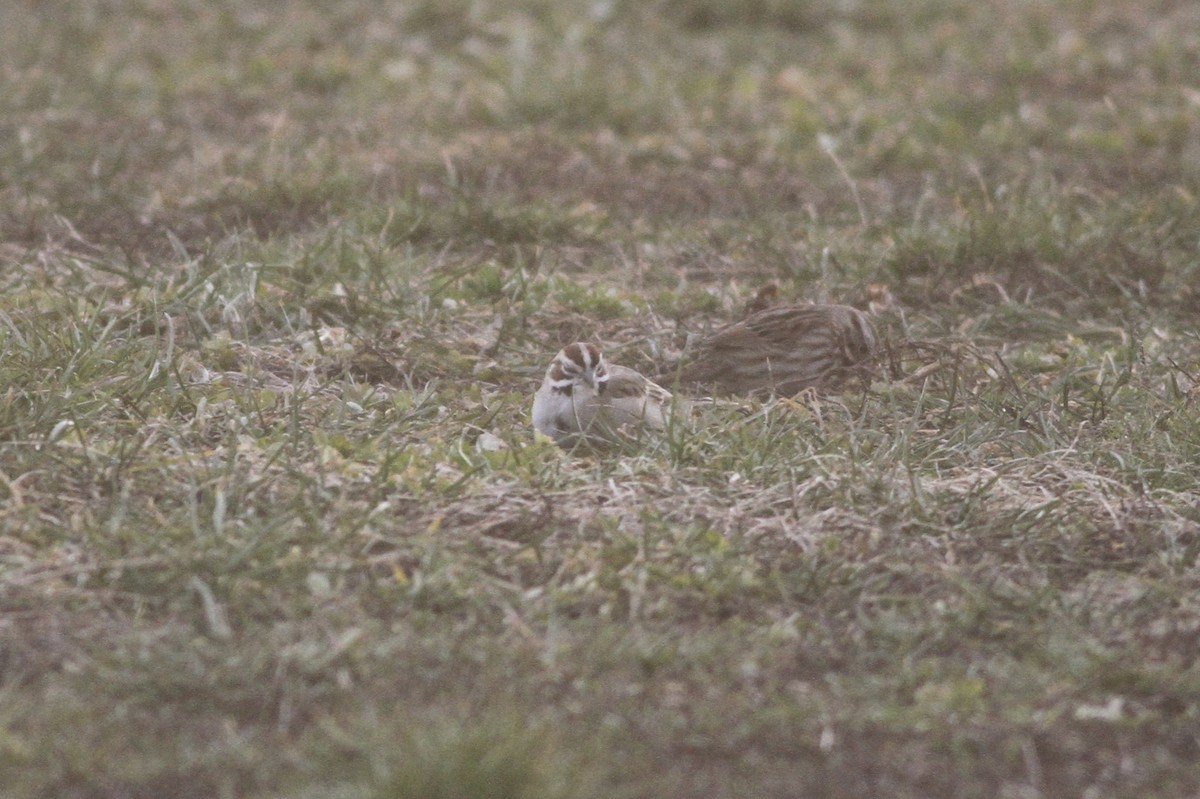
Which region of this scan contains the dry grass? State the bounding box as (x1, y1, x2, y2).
(2, 0, 1200, 797)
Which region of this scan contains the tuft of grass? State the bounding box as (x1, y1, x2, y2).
(367, 713, 595, 799)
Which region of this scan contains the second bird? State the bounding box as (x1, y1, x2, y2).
(670, 303, 879, 397)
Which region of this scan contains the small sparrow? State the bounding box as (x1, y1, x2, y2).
(532, 342, 673, 448)
(670, 303, 879, 397)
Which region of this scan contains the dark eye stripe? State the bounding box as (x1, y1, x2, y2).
(550, 361, 571, 381)
(569, 343, 600, 365)
(559, 342, 606, 371)
(550, 343, 609, 395)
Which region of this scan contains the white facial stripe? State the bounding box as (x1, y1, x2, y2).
(557, 345, 582, 371)
(576, 344, 594, 370)
(549, 344, 606, 393)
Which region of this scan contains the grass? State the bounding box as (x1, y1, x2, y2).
(2, 0, 1200, 796)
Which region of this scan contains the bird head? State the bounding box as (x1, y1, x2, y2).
(547, 342, 609, 394)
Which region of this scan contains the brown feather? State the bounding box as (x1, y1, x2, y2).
(672, 304, 878, 396)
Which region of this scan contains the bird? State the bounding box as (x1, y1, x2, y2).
(532, 342, 674, 449)
(667, 303, 879, 397)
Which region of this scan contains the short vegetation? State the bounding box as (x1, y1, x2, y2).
(2, 0, 1199, 797)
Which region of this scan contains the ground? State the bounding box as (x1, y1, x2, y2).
(2, 1, 1199, 797)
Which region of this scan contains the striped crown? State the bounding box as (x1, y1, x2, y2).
(547, 343, 609, 395)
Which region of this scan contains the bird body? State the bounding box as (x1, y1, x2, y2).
(532, 343, 673, 448)
(673, 304, 878, 397)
